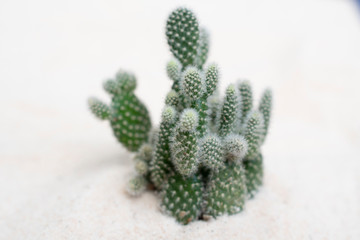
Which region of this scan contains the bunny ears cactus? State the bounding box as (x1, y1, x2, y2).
(88, 71, 151, 152)
(88, 7, 273, 225)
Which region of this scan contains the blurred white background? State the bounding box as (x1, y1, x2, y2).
(1, 0, 360, 239)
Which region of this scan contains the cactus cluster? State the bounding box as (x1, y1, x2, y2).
(88, 7, 273, 225)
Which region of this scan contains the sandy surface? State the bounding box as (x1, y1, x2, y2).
(1, 0, 360, 239)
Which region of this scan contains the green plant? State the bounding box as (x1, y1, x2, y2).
(88, 7, 273, 225)
(88, 71, 151, 152)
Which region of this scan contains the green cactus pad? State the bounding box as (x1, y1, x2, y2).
(103, 71, 137, 95)
(244, 110, 264, 157)
(150, 106, 177, 188)
(238, 80, 253, 126)
(218, 84, 239, 137)
(181, 67, 205, 102)
(115, 71, 137, 92)
(205, 63, 219, 97)
(88, 97, 110, 120)
(134, 158, 149, 176)
(160, 174, 203, 225)
(165, 90, 179, 107)
(103, 79, 120, 95)
(198, 134, 224, 171)
(148, 127, 159, 146)
(204, 164, 247, 218)
(166, 7, 200, 67)
(110, 92, 151, 152)
(195, 96, 209, 138)
(258, 88, 272, 143)
(193, 63, 219, 137)
(243, 152, 263, 198)
(194, 28, 210, 69)
(208, 94, 220, 132)
(223, 134, 248, 163)
(126, 175, 147, 197)
(171, 109, 199, 177)
(136, 143, 153, 163)
(166, 59, 182, 82)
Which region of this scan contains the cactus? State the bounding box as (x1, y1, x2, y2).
(88, 71, 151, 152)
(198, 134, 224, 171)
(243, 152, 263, 198)
(204, 164, 247, 218)
(208, 93, 220, 132)
(171, 109, 200, 177)
(237, 80, 253, 127)
(181, 67, 205, 104)
(165, 90, 179, 107)
(88, 7, 273, 225)
(244, 110, 265, 158)
(194, 28, 210, 69)
(150, 106, 177, 188)
(160, 174, 203, 225)
(166, 7, 199, 67)
(217, 84, 239, 138)
(258, 89, 273, 143)
(194, 63, 219, 138)
(223, 134, 248, 163)
(126, 175, 147, 197)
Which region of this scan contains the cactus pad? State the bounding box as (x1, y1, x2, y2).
(166, 7, 200, 67)
(204, 164, 247, 218)
(161, 174, 203, 225)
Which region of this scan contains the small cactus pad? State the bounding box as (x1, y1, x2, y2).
(193, 63, 219, 137)
(218, 84, 239, 137)
(223, 134, 248, 162)
(258, 88, 272, 142)
(195, 96, 209, 138)
(243, 152, 263, 198)
(103, 71, 137, 95)
(204, 164, 247, 218)
(150, 106, 177, 188)
(181, 67, 205, 101)
(166, 7, 200, 67)
(205, 63, 219, 96)
(115, 71, 137, 92)
(165, 90, 179, 107)
(208, 94, 220, 131)
(136, 143, 153, 163)
(126, 175, 147, 197)
(238, 80, 253, 125)
(134, 158, 149, 176)
(198, 134, 224, 171)
(110, 92, 151, 152)
(179, 108, 199, 132)
(244, 110, 264, 157)
(88, 97, 110, 120)
(194, 28, 210, 69)
(166, 59, 182, 81)
(103, 79, 120, 95)
(172, 109, 199, 177)
(161, 174, 203, 225)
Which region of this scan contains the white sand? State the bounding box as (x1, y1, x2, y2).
(1, 0, 360, 239)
